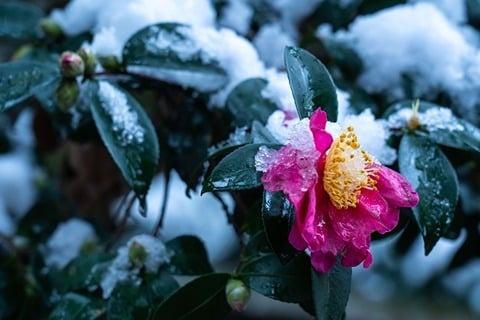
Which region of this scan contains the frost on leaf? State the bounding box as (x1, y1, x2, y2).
(98, 81, 145, 146)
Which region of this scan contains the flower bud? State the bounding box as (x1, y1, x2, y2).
(56, 79, 80, 112)
(128, 240, 148, 268)
(408, 99, 421, 130)
(58, 51, 85, 79)
(97, 55, 122, 72)
(39, 18, 64, 38)
(77, 47, 97, 78)
(225, 278, 250, 312)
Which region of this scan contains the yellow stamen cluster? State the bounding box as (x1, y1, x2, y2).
(323, 126, 378, 209)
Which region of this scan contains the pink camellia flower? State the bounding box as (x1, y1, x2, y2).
(255, 109, 419, 272)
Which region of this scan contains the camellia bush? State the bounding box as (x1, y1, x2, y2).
(2, 0, 480, 319)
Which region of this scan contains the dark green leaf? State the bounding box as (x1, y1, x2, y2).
(0, 61, 59, 111)
(0, 1, 43, 39)
(88, 80, 159, 207)
(399, 134, 459, 254)
(321, 38, 363, 80)
(262, 191, 297, 264)
(384, 100, 480, 152)
(311, 260, 352, 320)
(107, 270, 178, 320)
(123, 23, 227, 92)
(107, 280, 149, 320)
(49, 293, 105, 320)
(226, 78, 277, 126)
(166, 236, 213, 275)
(203, 143, 280, 193)
(284, 46, 338, 121)
(422, 118, 480, 152)
(153, 273, 231, 320)
(239, 233, 311, 303)
(56, 252, 114, 293)
(466, 0, 480, 28)
(359, 0, 407, 14)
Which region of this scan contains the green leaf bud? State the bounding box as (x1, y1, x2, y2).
(59, 51, 85, 79)
(97, 55, 122, 72)
(39, 18, 64, 38)
(225, 278, 251, 312)
(77, 47, 97, 78)
(56, 79, 80, 112)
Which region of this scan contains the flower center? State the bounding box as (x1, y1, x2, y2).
(323, 126, 378, 209)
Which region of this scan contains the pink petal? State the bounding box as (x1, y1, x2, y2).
(342, 244, 372, 268)
(357, 189, 399, 234)
(311, 250, 337, 273)
(376, 165, 419, 208)
(288, 216, 307, 251)
(309, 109, 333, 153)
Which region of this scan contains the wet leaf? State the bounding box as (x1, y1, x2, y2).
(226, 78, 277, 126)
(166, 236, 213, 275)
(384, 100, 480, 152)
(0, 1, 43, 39)
(56, 252, 114, 293)
(202, 143, 280, 193)
(262, 191, 297, 264)
(399, 134, 459, 254)
(107, 270, 179, 320)
(0, 61, 59, 111)
(152, 273, 231, 320)
(239, 233, 311, 303)
(88, 80, 160, 209)
(49, 293, 105, 320)
(123, 23, 227, 92)
(311, 259, 351, 320)
(284, 46, 338, 121)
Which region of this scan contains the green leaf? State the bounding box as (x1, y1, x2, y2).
(385, 100, 480, 152)
(284, 46, 338, 121)
(153, 273, 231, 320)
(123, 23, 227, 92)
(202, 143, 280, 193)
(49, 293, 105, 320)
(0, 1, 43, 39)
(239, 233, 311, 303)
(421, 118, 480, 152)
(107, 270, 178, 320)
(88, 80, 159, 208)
(262, 191, 297, 264)
(311, 260, 352, 320)
(226, 78, 277, 126)
(0, 61, 59, 111)
(398, 134, 459, 254)
(166, 236, 213, 275)
(359, 0, 407, 14)
(467, 0, 480, 28)
(56, 252, 114, 293)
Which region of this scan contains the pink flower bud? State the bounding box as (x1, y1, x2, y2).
(58, 51, 85, 79)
